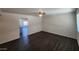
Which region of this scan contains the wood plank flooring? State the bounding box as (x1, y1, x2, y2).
(29, 31, 79, 51)
(0, 31, 79, 51)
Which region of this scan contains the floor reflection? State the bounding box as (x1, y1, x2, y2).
(19, 26, 29, 51)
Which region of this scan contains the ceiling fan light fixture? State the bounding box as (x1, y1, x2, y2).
(38, 9, 45, 17)
(39, 13, 43, 17)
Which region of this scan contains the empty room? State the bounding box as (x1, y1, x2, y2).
(0, 8, 79, 51)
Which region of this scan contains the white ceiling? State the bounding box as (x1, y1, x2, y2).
(1, 8, 76, 15)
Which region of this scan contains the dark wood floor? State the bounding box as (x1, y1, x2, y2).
(29, 31, 79, 51)
(0, 31, 79, 51)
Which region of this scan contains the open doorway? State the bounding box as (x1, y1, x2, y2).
(19, 18, 29, 50)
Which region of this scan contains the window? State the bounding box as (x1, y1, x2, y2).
(77, 14, 79, 32)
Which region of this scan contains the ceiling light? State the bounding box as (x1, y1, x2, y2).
(39, 14, 43, 17)
(38, 9, 45, 17)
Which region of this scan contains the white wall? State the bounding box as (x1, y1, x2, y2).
(0, 9, 2, 15)
(42, 13, 77, 39)
(0, 12, 42, 44)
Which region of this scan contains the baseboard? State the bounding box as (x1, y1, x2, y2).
(0, 31, 76, 46)
(29, 31, 44, 36)
(0, 38, 19, 45)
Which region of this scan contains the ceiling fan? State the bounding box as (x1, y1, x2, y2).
(37, 9, 45, 17)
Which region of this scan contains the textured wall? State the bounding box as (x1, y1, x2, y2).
(0, 12, 42, 44)
(42, 13, 77, 39)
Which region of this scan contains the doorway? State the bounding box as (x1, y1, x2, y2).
(19, 18, 29, 50)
